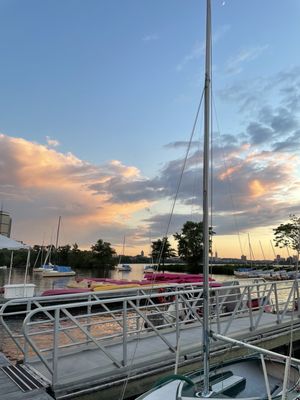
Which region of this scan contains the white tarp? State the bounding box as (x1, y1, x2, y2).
(0, 234, 29, 250)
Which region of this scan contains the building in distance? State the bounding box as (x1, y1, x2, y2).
(0, 211, 12, 237)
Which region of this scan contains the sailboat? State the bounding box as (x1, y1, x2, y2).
(41, 217, 76, 277)
(136, 1, 300, 399)
(115, 235, 132, 271)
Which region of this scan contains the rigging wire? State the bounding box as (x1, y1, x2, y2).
(154, 88, 205, 268)
(211, 92, 244, 258)
(118, 90, 205, 400)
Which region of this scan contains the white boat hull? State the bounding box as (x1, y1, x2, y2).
(136, 357, 300, 400)
(42, 271, 76, 277)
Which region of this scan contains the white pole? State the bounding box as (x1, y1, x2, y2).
(260, 354, 272, 400)
(24, 249, 30, 286)
(259, 241, 266, 261)
(202, 0, 212, 395)
(8, 251, 14, 284)
(212, 332, 300, 364)
(282, 357, 291, 400)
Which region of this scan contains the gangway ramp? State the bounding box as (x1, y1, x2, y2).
(1, 279, 300, 399)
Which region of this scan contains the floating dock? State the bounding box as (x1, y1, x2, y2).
(0, 353, 53, 400)
(1, 279, 300, 399)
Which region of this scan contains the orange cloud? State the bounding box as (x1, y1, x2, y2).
(0, 134, 151, 250)
(249, 179, 268, 197)
(219, 165, 241, 180)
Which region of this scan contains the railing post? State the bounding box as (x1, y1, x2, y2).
(175, 294, 180, 345)
(87, 293, 92, 345)
(247, 286, 254, 331)
(273, 282, 280, 324)
(24, 300, 32, 363)
(296, 279, 300, 317)
(52, 308, 60, 387)
(122, 300, 128, 367)
(136, 293, 141, 332)
(215, 289, 220, 333)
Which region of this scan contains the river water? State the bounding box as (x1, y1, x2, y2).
(0, 264, 231, 295)
(0, 265, 232, 362)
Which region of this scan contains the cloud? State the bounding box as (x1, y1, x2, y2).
(176, 42, 203, 72)
(246, 122, 274, 145)
(142, 34, 159, 42)
(0, 134, 150, 252)
(2, 59, 300, 257)
(164, 141, 199, 150)
(176, 25, 230, 71)
(46, 136, 60, 147)
(219, 66, 300, 114)
(226, 45, 269, 75)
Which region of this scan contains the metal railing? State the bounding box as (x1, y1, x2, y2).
(1, 279, 300, 387)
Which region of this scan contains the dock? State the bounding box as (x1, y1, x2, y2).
(0, 353, 53, 400)
(1, 279, 300, 399)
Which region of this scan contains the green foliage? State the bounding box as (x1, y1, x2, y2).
(151, 237, 176, 266)
(0, 238, 118, 269)
(0, 249, 29, 267)
(174, 221, 215, 271)
(91, 239, 117, 267)
(273, 214, 300, 253)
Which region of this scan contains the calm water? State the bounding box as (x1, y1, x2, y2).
(0, 264, 148, 295)
(0, 265, 231, 295)
(0, 265, 232, 364)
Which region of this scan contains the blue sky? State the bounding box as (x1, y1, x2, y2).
(1, 0, 300, 259)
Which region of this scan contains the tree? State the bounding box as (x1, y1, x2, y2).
(91, 239, 116, 267)
(151, 237, 176, 267)
(57, 244, 71, 265)
(174, 221, 214, 271)
(273, 215, 300, 262)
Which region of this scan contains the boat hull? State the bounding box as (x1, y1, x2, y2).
(42, 271, 76, 277)
(136, 357, 300, 400)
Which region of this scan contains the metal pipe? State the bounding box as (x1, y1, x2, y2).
(212, 332, 300, 364)
(202, 0, 212, 395)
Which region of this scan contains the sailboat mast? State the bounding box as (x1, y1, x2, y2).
(55, 216, 61, 250)
(54, 216, 61, 266)
(202, 0, 212, 396)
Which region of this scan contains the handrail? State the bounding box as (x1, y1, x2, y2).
(1, 279, 299, 388)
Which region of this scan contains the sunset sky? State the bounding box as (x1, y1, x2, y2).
(1, 0, 300, 260)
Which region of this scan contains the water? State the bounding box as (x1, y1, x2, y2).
(0, 264, 151, 295)
(0, 265, 232, 295)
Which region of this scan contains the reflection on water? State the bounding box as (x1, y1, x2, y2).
(0, 264, 150, 295)
(0, 268, 297, 365)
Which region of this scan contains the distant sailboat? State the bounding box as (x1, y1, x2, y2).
(115, 235, 132, 272)
(41, 217, 75, 277)
(137, 1, 300, 399)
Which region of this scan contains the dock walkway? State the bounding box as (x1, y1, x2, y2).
(0, 353, 53, 400)
(27, 307, 300, 399)
(1, 279, 300, 399)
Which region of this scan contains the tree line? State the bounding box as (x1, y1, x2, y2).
(0, 221, 209, 270)
(1, 215, 299, 270)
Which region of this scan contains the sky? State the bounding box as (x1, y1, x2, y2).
(1, 0, 300, 260)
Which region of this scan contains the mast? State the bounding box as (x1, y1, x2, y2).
(55, 216, 61, 250)
(54, 216, 61, 266)
(202, 0, 212, 396)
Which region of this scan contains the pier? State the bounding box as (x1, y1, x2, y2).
(1, 279, 300, 399)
